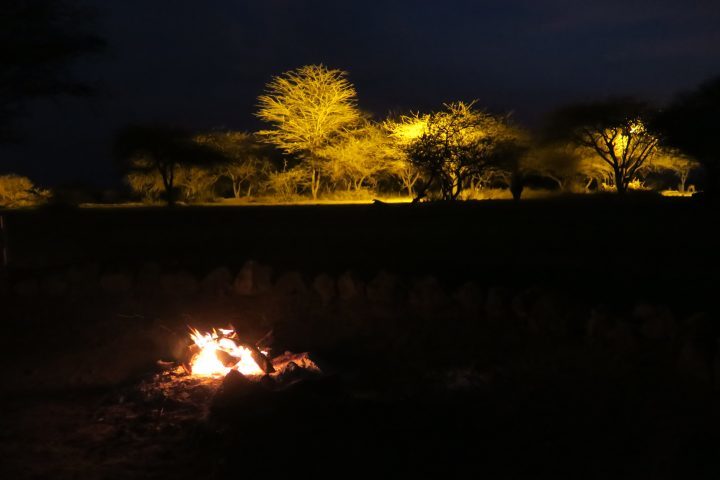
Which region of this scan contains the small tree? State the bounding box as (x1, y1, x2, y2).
(256, 64, 362, 199)
(647, 149, 700, 192)
(547, 99, 659, 194)
(175, 165, 219, 203)
(125, 158, 165, 202)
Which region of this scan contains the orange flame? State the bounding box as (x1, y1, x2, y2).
(188, 327, 267, 377)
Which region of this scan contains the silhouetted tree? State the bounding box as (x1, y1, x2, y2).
(546, 99, 659, 194)
(399, 102, 518, 201)
(256, 65, 362, 199)
(114, 125, 226, 206)
(0, 0, 105, 143)
(655, 77, 720, 197)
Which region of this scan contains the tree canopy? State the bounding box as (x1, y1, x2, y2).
(256, 64, 362, 199)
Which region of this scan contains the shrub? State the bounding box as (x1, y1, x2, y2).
(0, 174, 51, 207)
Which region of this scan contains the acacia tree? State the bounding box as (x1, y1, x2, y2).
(175, 165, 219, 202)
(319, 122, 394, 193)
(256, 64, 362, 199)
(547, 99, 659, 194)
(195, 131, 273, 198)
(114, 125, 225, 206)
(396, 102, 515, 201)
(648, 149, 699, 192)
(385, 115, 427, 197)
(520, 145, 583, 191)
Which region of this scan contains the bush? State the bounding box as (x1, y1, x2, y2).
(0, 174, 51, 207)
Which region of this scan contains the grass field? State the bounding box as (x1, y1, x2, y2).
(2, 195, 717, 309)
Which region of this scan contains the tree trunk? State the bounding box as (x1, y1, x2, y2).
(614, 168, 626, 194)
(510, 171, 524, 201)
(162, 166, 176, 206)
(311, 168, 320, 200)
(679, 171, 688, 192)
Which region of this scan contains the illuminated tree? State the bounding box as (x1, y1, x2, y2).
(319, 122, 394, 193)
(656, 77, 720, 197)
(398, 101, 517, 201)
(547, 99, 659, 194)
(114, 125, 226, 206)
(385, 115, 427, 197)
(520, 145, 583, 191)
(0, 174, 50, 207)
(195, 131, 274, 198)
(256, 65, 362, 199)
(176, 165, 219, 202)
(125, 158, 164, 202)
(647, 149, 700, 192)
(265, 165, 306, 200)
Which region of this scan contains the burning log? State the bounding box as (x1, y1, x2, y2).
(236, 341, 275, 374)
(271, 351, 321, 374)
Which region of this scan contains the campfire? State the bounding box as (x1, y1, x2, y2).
(180, 326, 321, 383)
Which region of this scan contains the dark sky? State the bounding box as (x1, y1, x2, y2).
(4, 0, 720, 186)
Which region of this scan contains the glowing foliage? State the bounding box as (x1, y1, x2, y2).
(257, 65, 362, 199)
(647, 149, 700, 192)
(0, 174, 50, 207)
(395, 101, 519, 200)
(319, 122, 398, 191)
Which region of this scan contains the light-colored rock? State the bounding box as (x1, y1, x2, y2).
(453, 282, 484, 313)
(312, 273, 336, 306)
(233, 260, 273, 296)
(337, 271, 364, 301)
(201, 267, 233, 296)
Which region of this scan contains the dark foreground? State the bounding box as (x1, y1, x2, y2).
(1, 196, 719, 478)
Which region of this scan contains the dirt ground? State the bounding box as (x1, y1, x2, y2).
(1, 197, 719, 478)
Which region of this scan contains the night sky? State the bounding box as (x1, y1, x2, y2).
(4, 0, 720, 186)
